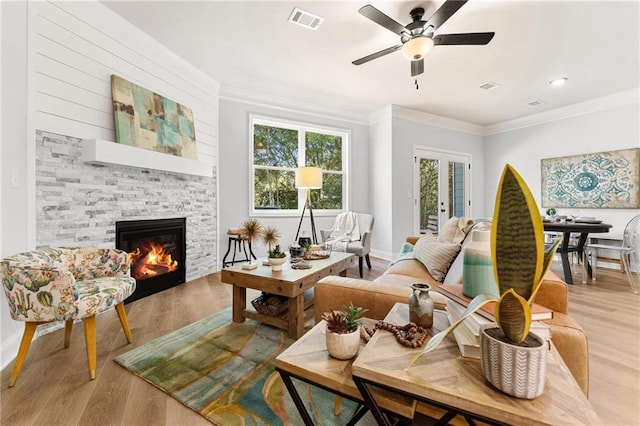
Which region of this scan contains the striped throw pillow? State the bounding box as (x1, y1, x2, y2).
(414, 233, 461, 282)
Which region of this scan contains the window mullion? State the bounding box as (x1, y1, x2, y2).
(298, 129, 306, 210)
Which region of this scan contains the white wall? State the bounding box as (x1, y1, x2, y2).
(218, 98, 370, 258)
(0, 0, 220, 370)
(390, 113, 486, 254)
(484, 102, 640, 235)
(0, 0, 29, 371)
(368, 107, 394, 259)
(31, 1, 219, 161)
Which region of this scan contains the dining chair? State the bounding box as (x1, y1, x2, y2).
(582, 215, 640, 294)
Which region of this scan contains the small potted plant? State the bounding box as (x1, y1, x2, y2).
(267, 244, 287, 271)
(302, 240, 312, 257)
(407, 164, 561, 399)
(322, 302, 368, 360)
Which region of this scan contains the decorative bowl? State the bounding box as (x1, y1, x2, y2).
(268, 256, 287, 271)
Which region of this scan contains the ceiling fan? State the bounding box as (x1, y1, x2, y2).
(353, 1, 495, 77)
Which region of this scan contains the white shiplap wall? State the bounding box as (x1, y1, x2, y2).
(31, 0, 219, 165)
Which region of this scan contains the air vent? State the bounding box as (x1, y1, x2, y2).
(527, 100, 545, 107)
(288, 7, 323, 30)
(478, 81, 500, 91)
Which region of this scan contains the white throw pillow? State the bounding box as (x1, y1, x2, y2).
(438, 217, 474, 244)
(414, 233, 461, 282)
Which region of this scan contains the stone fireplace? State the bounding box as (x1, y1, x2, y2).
(35, 130, 217, 290)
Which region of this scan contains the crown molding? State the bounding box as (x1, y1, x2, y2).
(368, 105, 393, 125)
(483, 88, 640, 135)
(219, 84, 370, 125)
(219, 84, 639, 135)
(390, 105, 485, 135)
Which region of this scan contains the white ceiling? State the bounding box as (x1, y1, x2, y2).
(101, 0, 640, 127)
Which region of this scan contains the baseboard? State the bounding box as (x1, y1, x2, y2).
(371, 249, 393, 262)
(0, 329, 22, 371)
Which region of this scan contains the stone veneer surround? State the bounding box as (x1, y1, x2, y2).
(35, 130, 217, 281)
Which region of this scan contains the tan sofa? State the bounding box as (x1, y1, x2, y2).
(315, 236, 590, 397)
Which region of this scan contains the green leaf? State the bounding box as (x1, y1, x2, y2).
(491, 164, 545, 301)
(495, 289, 531, 343)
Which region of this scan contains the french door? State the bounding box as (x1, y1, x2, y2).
(413, 147, 471, 235)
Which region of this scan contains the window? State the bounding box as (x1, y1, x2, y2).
(250, 116, 348, 215)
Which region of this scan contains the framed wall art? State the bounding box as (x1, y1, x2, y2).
(111, 75, 197, 159)
(541, 148, 640, 209)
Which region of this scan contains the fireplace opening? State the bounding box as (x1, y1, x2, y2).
(116, 218, 186, 303)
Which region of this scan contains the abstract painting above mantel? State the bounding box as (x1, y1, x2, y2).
(111, 75, 197, 160)
(541, 148, 640, 209)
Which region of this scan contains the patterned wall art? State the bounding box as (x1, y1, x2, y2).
(111, 75, 197, 159)
(541, 148, 640, 209)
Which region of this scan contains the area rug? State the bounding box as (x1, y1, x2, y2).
(114, 308, 360, 425)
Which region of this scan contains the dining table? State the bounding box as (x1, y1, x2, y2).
(543, 220, 613, 284)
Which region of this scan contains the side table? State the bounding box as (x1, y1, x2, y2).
(352, 303, 600, 426)
(275, 318, 416, 425)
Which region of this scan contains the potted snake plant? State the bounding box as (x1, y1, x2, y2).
(408, 164, 561, 399)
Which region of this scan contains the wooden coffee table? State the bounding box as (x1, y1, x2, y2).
(352, 303, 601, 426)
(275, 318, 417, 425)
(221, 252, 354, 339)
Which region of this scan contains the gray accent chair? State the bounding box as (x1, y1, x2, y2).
(320, 212, 374, 278)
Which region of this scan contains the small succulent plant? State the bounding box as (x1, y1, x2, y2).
(268, 244, 286, 259)
(322, 302, 368, 334)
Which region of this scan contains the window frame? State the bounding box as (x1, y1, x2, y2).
(249, 114, 350, 217)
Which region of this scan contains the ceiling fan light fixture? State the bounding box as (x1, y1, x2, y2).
(401, 36, 434, 61)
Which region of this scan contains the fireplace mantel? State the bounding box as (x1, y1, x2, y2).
(81, 139, 213, 177)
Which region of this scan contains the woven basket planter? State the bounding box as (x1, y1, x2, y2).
(480, 325, 547, 399)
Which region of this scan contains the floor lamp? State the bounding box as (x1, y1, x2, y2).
(294, 166, 323, 245)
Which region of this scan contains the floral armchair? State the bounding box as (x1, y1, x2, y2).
(0, 247, 136, 387)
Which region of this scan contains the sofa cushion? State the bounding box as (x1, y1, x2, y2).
(380, 258, 434, 283)
(413, 233, 461, 282)
(438, 217, 474, 244)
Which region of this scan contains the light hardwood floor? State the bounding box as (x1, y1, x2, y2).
(1, 258, 639, 425)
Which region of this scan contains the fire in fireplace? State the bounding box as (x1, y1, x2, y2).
(129, 241, 179, 279)
(116, 217, 186, 303)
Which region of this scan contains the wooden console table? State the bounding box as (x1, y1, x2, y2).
(221, 252, 354, 339)
(352, 303, 600, 426)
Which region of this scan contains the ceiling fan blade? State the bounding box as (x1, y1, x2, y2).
(352, 45, 402, 65)
(358, 4, 408, 36)
(411, 59, 424, 77)
(425, 0, 468, 31)
(433, 32, 495, 45)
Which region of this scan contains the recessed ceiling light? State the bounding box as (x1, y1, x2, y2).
(549, 77, 568, 87)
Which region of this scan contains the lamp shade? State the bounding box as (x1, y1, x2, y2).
(401, 36, 434, 61)
(295, 166, 323, 189)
